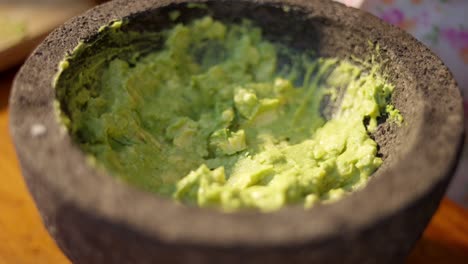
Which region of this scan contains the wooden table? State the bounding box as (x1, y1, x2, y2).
(1, 67, 467, 263)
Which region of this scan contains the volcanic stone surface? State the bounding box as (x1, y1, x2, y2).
(9, 0, 464, 263)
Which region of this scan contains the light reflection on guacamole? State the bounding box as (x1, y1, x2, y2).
(55, 16, 402, 212)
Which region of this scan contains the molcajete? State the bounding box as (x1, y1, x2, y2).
(9, 0, 464, 263)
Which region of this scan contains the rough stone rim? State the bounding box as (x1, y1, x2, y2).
(9, 0, 464, 247)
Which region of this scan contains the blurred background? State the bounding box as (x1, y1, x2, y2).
(0, 0, 99, 71)
(0, 0, 466, 263)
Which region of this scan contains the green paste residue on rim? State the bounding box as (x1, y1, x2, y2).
(55, 16, 402, 212)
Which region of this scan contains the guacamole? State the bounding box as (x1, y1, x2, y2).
(55, 16, 401, 212)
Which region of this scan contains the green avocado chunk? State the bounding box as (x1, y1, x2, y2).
(56, 16, 402, 212)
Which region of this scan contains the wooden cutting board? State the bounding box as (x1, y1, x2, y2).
(0, 0, 95, 71)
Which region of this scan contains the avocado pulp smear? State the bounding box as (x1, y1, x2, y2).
(56, 16, 402, 212)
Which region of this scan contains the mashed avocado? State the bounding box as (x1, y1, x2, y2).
(56, 16, 401, 212)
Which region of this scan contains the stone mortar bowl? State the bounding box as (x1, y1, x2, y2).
(9, 0, 464, 263)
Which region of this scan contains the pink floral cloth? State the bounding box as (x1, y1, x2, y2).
(336, 0, 468, 207)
